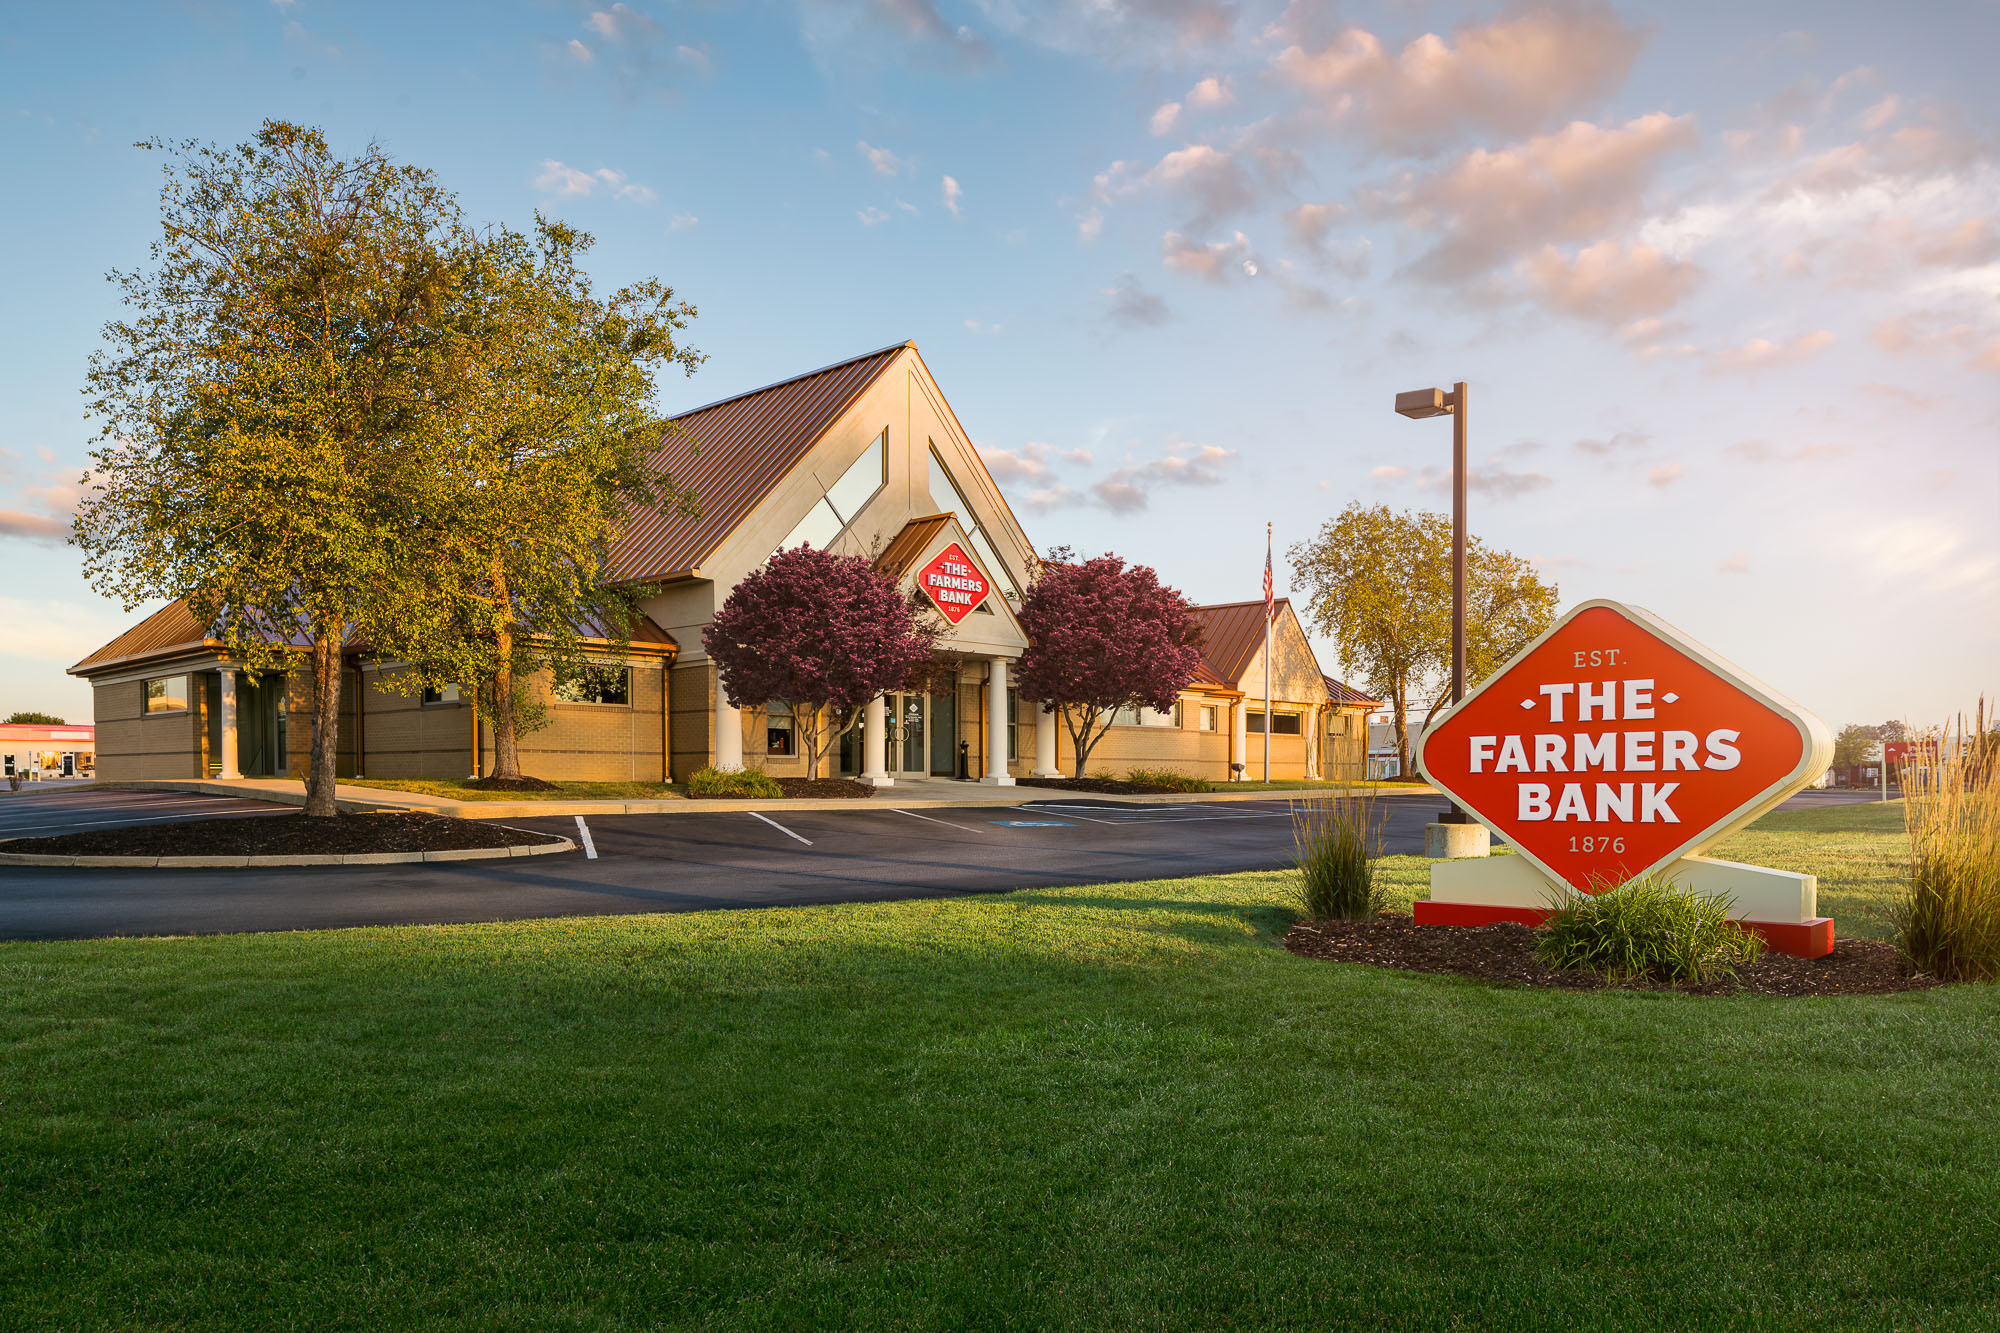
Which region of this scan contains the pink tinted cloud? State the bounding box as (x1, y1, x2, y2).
(1707, 330, 1835, 374)
(1272, 3, 1647, 154)
(1372, 113, 1698, 282)
(1521, 240, 1701, 322)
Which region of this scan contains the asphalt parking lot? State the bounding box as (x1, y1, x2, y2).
(0, 786, 1886, 941)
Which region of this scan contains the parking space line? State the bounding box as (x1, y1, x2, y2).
(0, 809, 295, 835)
(573, 816, 598, 859)
(890, 809, 978, 831)
(746, 811, 813, 846)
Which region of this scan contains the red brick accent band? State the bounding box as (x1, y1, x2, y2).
(1411, 899, 1836, 959)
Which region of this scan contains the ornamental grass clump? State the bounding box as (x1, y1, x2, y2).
(1894, 704, 2000, 982)
(1535, 875, 1763, 985)
(1291, 789, 1382, 920)
(1124, 768, 1213, 792)
(686, 767, 784, 798)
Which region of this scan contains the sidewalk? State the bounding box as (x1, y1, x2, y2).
(96, 776, 1428, 820)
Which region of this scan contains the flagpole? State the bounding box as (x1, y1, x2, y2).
(1264, 522, 1273, 784)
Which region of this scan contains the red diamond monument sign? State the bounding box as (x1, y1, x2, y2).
(917, 542, 991, 625)
(1414, 600, 1836, 956)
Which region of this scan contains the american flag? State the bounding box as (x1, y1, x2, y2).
(1263, 528, 1274, 620)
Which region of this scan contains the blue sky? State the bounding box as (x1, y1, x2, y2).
(2, 0, 1995, 730)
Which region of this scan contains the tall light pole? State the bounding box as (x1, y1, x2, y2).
(1396, 381, 1473, 828)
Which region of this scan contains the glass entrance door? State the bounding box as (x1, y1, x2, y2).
(894, 693, 926, 775)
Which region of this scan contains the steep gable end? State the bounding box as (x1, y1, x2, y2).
(607, 342, 908, 584)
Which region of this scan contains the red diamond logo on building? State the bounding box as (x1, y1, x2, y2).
(917, 542, 991, 625)
(1417, 601, 1831, 892)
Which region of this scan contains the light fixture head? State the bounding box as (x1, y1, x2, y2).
(1395, 387, 1452, 419)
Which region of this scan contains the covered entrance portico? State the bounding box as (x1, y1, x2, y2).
(206, 667, 289, 780)
(840, 685, 958, 780)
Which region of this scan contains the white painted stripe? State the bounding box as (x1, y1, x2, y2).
(573, 815, 598, 859)
(747, 811, 812, 845)
(889, 808, 976, 830)
(0, 804, 292, 824)
(0, 797, 270, 818)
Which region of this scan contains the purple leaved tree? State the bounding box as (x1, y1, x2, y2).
(1015, 553, 1203, 778)
(703, 545, 938, 778)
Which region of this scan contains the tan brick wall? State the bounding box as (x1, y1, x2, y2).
(670, 662, 712, 781)
(92, 677, 201, 779)
(510, 662, 668, 782)
(357, 668, 475, 781)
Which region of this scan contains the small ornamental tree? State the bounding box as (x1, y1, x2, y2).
(1015, 553, 1203, 778)
(4, 712, 66, 725)
(703, 545, 937, 778)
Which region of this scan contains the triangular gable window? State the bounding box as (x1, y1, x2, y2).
(928, 443, 1021, 600)
(778, 429, 887, 552)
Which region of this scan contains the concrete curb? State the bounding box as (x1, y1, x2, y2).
(0, 836, 576, 870)
(92, 778, 1439, 820)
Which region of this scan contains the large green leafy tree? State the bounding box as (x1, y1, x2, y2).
(76, 122, 477, 816)
(383, 218, 703, 782)
(1289, 503, 1558, 776)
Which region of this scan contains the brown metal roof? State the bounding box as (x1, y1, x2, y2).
(1323, 674, 1381, 708)
(68, 601, 221, 676)
(606, 342, 910, 584)
(1187, 598, 1297, 686)
(874, 513, 953, 582)
(72, 598, 677, 676)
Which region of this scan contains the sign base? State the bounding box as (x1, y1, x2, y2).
(1411, 899, 1835, 959)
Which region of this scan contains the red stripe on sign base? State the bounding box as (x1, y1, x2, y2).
(1411, 901, 1837, 959)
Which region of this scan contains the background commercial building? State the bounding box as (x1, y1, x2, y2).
(0, 721, 95, 781)
(72, 341, 1376, 784)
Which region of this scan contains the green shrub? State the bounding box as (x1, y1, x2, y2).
(686, 767, 785, 798)
(1124, 767, 1214, 792)
(1291, 790, 1381, 920)
(1535, 875, 1763, 985)
(1894, 710, 2000, 981)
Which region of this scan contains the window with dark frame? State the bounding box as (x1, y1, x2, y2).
(144, 676, 189, 714)
(421, 683, 462, 706)
(766, 701, 795, 756)
(555, 665, 631, 706)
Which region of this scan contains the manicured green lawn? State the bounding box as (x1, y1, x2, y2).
(347, 777, 688, 801)
(4, 802, 1994, 1330)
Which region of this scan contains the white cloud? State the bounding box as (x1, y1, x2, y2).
(857, 205, 891, 226)
(858, 140, 907, 176)
(1150, 102, 1182, 137)
(1093, 142, 1263, 229)
(568, 39, 594, 62)
(667, 213, 698, 232)
(941, 174, 963, 218)
(1718, 551, 1751, 574)
(1272, 3, 1648, 154)
(978, 442, 1054, 481)
(1647, 462, 1684, 488)
(532, 160, 656, 203)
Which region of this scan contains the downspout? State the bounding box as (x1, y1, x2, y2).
(470, 694, 483, 780)
(660, 658, 672, 784)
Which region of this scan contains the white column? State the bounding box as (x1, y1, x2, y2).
(1305, 704, 1321, 780)
(217, 668, 242, 780)
(981, 658, 1014, 785)
(713, 674, 743, 772)
(860, 694, 892, 786)
(1231, 700, 1248, 782)
(1032, 705, 1062, 778)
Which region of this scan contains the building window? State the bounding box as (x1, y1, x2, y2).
(779, 428, 887, 552)
(1008, 687, 1019, 762)
(1248, 710, 1302, 736)
(421, 683, 462, 706)
(929, 443, 1022, 601)
(1199, 705, 1218, 732)
(766, 701, 795, 756)
(556, 665, 631, 706)
(1103, 704, 1173, 728)
(144, 676, 189, 714)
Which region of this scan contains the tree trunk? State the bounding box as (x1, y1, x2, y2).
(1392, 686, 1410, 780)
(491, 620, 520, 780)
(489, 563, 521, 780)
(304, 630, 342, 817)
(1065, 707, 1108, 778)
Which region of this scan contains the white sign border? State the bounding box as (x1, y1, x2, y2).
(1414, 598, 1834, 891)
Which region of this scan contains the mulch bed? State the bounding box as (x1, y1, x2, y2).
(2, 812, 567, 858)
(772, 778, 874, 799)
(1284, 912, 1942, 997)
(463, 775, 562, 793)
(1016, 777, 1186, 796)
